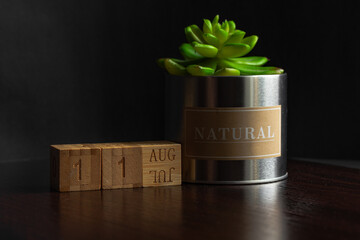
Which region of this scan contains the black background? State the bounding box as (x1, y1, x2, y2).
(1, 0, 359, 163)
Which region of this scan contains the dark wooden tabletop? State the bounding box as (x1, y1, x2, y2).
(1, 159, 360, 240)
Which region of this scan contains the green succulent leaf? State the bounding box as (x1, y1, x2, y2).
(218, 43, 250, 58)
(203, 33, 219, 47)
(185, 25, 205, 44)
(228, 21, 236, 33)
(221, 20, 229, 33)
(221, 60, 284, 75)
(225, 30, 246, 44)
(215, 68, 240, 76)
(164, 59, 188, 76)
(179, 43, 204, 60)
(187, 64, 215, 76)
(212, 15, 219, 28)
(166, 58, 204, 67)
(241, 35, 258, 52)
(157, 58, 166, 68)
(193, 42, 218, 58)
(190, 25, 205, 42)
(214, 27, 229, 45)
(229, 56, 269, 66)
(203, 19, 212, 34)
(212, 22, 219, 33)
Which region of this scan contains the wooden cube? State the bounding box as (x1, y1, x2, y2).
(50, 144, 101, 192)
(138, 141, 181, 187)
(86, 143, 143, 189)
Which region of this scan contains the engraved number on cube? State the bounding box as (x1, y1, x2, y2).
(117, 156, 125, 178)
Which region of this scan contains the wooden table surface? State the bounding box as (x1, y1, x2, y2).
(0, 159, 359, 240)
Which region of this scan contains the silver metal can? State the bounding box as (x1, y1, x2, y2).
(165, 74, 287, 184)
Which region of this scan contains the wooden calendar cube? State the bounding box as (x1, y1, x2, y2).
(138, 141, 181, 187)
(50, 144, 101, 192)
(86, 143, 143, 189)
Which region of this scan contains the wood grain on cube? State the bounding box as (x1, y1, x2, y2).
(138, 141, 181, 187)
(51, 141, 181, 191)
(86, 143, 142, 189)
(50, 144, 101, 192)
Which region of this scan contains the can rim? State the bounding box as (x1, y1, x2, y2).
(183, 173, 288, 185)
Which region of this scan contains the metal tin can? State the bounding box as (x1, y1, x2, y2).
(165, 74, 287, 184)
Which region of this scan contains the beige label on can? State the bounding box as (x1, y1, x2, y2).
(185, 106, 281, 160)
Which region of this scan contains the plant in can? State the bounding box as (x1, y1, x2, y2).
(158, 15, 284, 76)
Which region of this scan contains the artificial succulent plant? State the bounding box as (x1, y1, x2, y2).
(158, 15, 284, 76)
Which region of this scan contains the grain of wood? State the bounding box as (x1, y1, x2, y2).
(139, 142, 181, 187)
(51, 141, 181, 191)
(50, 144, 101, 192)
